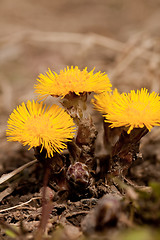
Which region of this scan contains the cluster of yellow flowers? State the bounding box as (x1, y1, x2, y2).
(6, 66, 111, 157)
(6, 66, 160, 158)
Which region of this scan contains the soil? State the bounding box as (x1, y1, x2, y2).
(0, 1, 160, 239)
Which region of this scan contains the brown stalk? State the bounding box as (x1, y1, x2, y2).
(61, 93, 97, 170)
(110, 127, 149, 177)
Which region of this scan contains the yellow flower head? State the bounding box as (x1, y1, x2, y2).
(93, 88, 160, 134)
(6, 100, 75, 158)
(35, 66, 112, 99)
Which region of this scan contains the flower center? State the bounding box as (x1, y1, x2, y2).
(24, 115, 52, 137)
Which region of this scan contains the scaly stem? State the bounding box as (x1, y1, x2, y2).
(61, 93, 97, 170)
(110, 127, 148, 177)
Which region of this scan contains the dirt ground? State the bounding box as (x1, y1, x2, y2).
(0, 0, 160, 239)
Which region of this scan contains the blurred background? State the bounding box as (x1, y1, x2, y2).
(0, 0, 160, 164)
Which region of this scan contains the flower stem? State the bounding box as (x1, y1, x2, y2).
(110, 127, 148, 177)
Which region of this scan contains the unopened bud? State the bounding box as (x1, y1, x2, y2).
(66, 162, 90, 188)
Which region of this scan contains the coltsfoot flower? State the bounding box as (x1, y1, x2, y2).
(93, 88, 160, 134)
(35, 66, 112, 99)
(6, 100, 75, 158)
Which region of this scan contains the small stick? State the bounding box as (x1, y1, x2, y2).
(0, 159, 38, 185)
(0, 197, 41, 213)
(0, 31, 158, 64)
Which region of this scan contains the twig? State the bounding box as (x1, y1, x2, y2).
(29, 31, 125, 52)
(66, 211, 89, 218)
(0, 159, 38, 185)
(0, 31, 159, 65)
(110, 46, 146, 79)
(26, 31, 160, 60)
(109, 32, 156, 80)
(0, 186, 15, 202)
(0, 197, 41, 213)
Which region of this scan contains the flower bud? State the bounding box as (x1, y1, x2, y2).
(66, 162, 90, 188)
